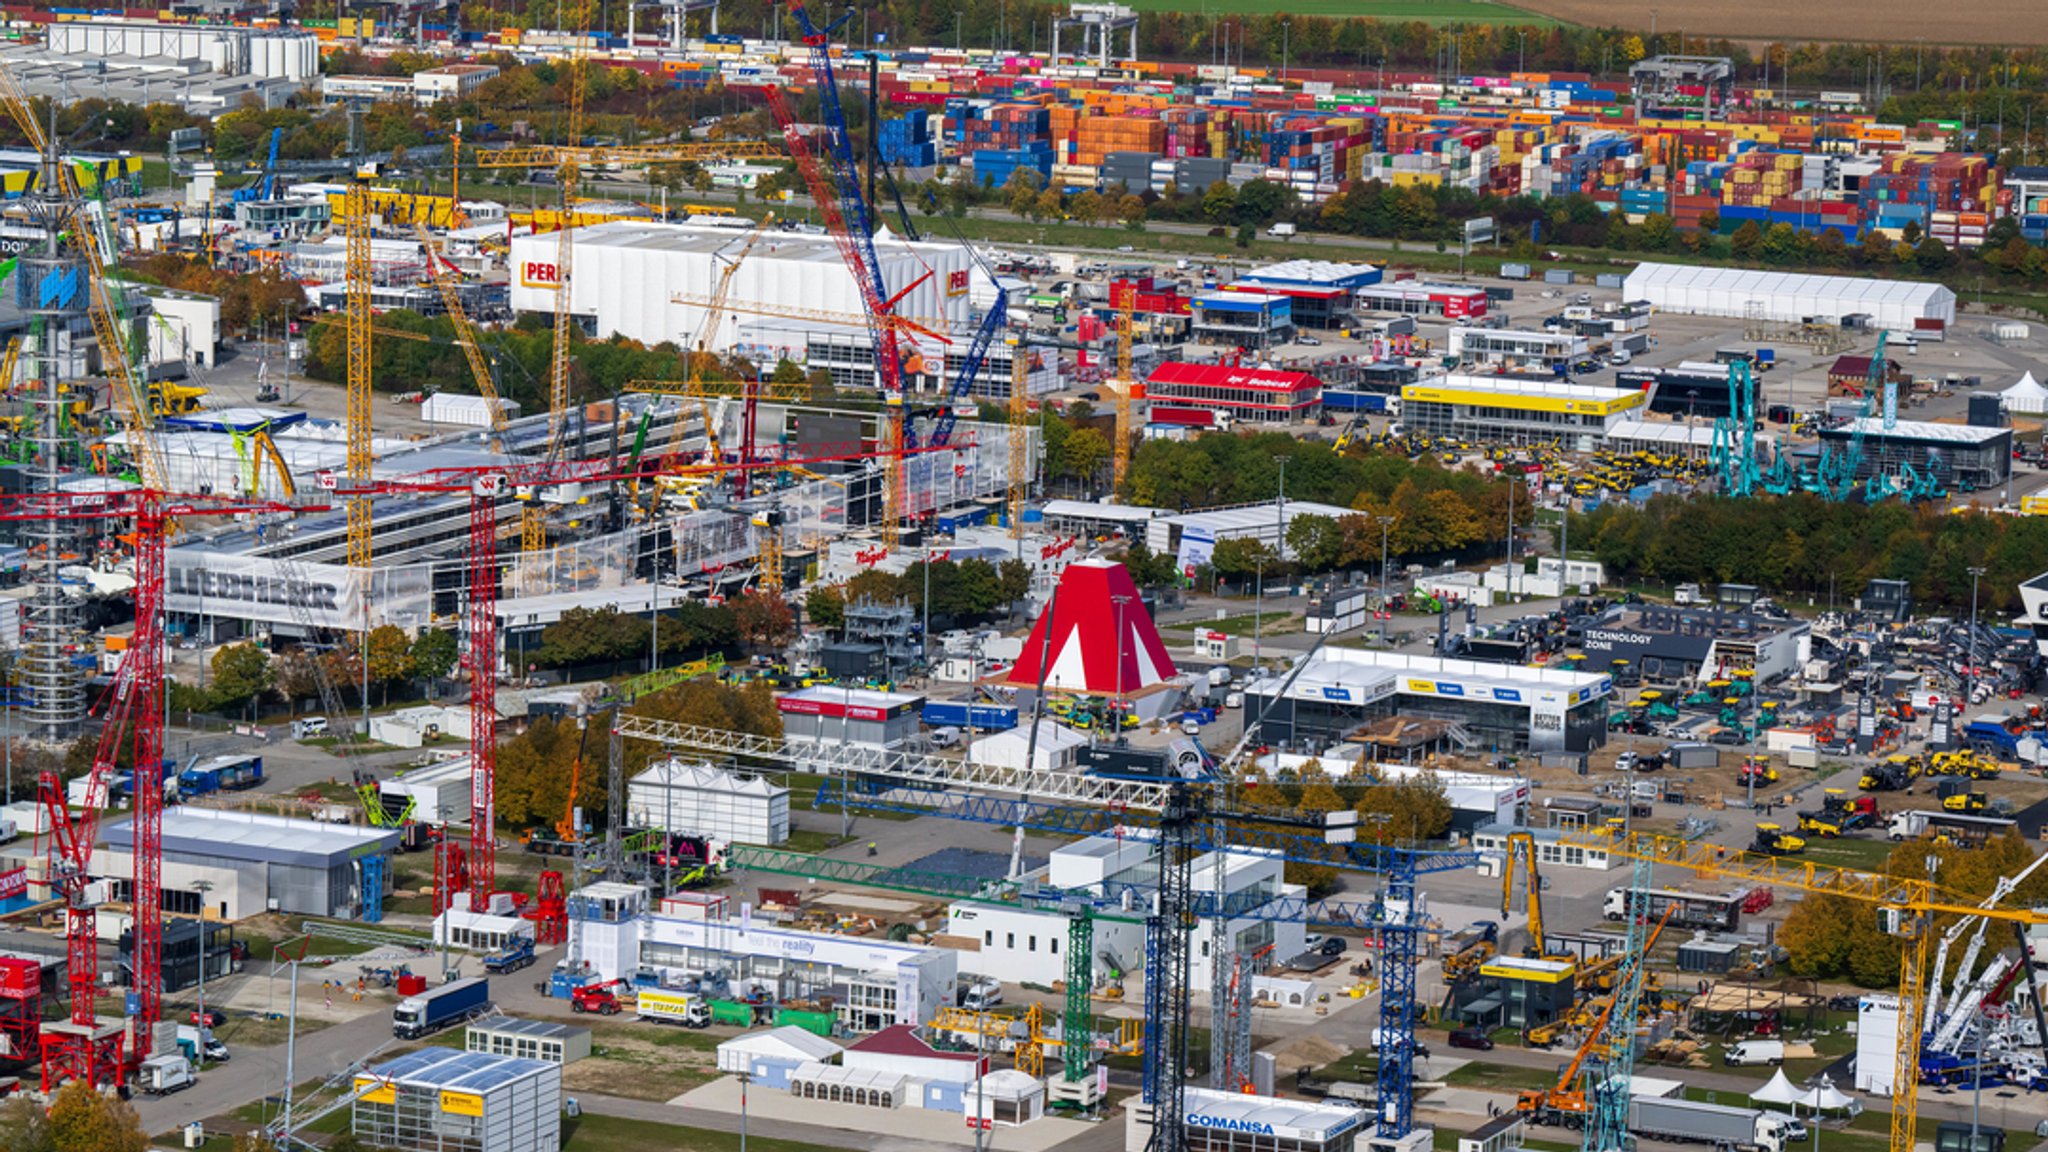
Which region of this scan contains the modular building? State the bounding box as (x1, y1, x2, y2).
(717, 1025, 846, 1090)
(778, 685, 926, 750)
(624, 760, 790, 846)
(948, 836, 1306, 992)
(1400, 375, 1648, 451)
(1621, 262, 1957, 329)
(1143, 362, 1322, 425)
(1569, 603, 1811, 685)
(1240, 648, 1613, 754)
(1189, 291, 1296, 352)
(351, 1048, 560, 1152)
(1353, 281, 1489, 320)
(378, 756, 472, 826)
(507, 221, 974, 358)
(466, 1017, 591, 1066)
(1231, 259, 1382, 328)
(1814, 419, 2011, 492)
(1448, 326, 1588, 372)
(98, 809, 396, 920)
(1130, 1088, 1369, 1152)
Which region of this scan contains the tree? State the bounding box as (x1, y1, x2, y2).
(0, 1095, 51, 1152)
(1003, 166, 1041, 216)
(1285, 514, 1342, 573)
(1119, 194, 1147, 227)
(1288, 777, 1346, 894)
(1059, 426, 1112, 485)
(1070, 190, 1104, 226)
(997, 558, 1032, 606)
(273, 651, 323, 714)
(732, 590, 795, 650)
(1728, 220, 1763, 259)
(208, 643, 271, 716)
(805, 584, 845, 632)
(1913, 236, 1953, 274)
(1201, 179, 1237, 224)
(410, 628, 460, 683)
(45, 1080, 146, 1152)
(1234, 222, 1255, 249)
(1210, 538, 1277, 582)
(1355, 777, 1453, 845)
(365, 624, 415, 705)
(1033, 188, 1064, 222)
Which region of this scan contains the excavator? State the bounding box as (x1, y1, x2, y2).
(1501, 830, 1566, 960)
(1517, 905, 1677, 1128)
(522, 712, 595, 857)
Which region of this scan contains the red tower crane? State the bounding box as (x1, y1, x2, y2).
(7, 489, 316, 1090)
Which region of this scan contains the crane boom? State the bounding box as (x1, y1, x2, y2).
(413, 225, 509, 434)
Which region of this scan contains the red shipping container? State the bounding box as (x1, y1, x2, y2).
(396, 974, 428, 996)
(0, 957, 38, 1000)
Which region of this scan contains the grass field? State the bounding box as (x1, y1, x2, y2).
(1512, 0, 2043, 44)
(1113, 0, 1560, 24)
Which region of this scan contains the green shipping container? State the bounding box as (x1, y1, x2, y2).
(775, 1007, 835, 1038)
(710, 999, 755, 1027)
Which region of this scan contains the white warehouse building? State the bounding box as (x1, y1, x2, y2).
(508, 222, 976, 359)
(1622, 262, 1957, 329)
(627, 760, 791, 845)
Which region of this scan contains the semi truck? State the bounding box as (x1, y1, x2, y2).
(177, 754, 264, 797)
(393, 977, 491, 1040)
(1628, 1096, 1794, 1152)
(635, 988, 711, 1028)
(1888, 809, 2018, 844)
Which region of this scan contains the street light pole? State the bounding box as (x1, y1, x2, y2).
(1377, 515, 1395, 644)
(1253, 556, 1265, 667)
(739, 1069, 752, 1152)
(1967, 566, 1987, 704)
(1273, 456, 1289, 563)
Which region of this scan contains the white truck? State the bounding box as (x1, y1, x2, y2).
(960, 979, 1003, 1011)
(138, 1053, 194, 1095)
(1723, 1038, 1785, 1066)
(1629, 1096, 1794, 1152)
(635, 987, 711, 1029)
(176, 1024, 229, 1063)
(1268, 223, 1297, 238)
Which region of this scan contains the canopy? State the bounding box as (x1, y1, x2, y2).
(2001, 371, 2048, 415)
(1797, 1079, 1858, 1113)
(1750, 1069, 1802, 1105)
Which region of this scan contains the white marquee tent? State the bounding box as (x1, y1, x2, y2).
(1623, 263, 1957, 329)
(2001, 371, 2048, 416)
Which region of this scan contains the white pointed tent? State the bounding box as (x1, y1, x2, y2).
(1750, 1069, 1802, 1106)
(2000, 371, 2048, 415)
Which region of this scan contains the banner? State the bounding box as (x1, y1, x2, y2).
(1176, 526, 1216, 580)
(166, 551, 431, 633)
(0, 867, 24, 901)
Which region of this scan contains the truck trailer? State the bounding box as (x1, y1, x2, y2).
(393, 977, 491, 1040)
(1629, 1096, 1793, 1152)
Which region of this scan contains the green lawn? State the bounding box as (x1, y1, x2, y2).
(1798, 835, 1895, 871)
(562, 1114, 821, 1152)
(1164, 612, 1299, 638)
(1442, 1060, 1560, 1092)
(1111, 0, 1560, 24)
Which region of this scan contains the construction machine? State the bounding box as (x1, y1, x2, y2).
(148, 379, 208, 417)
(1860, 753, 1920, 791)
(1942, 791, 1989, 813)
(1750, 823, 1806, 856)
(1797, 791, 1878, 837)
(1517, 906, 1677, 1126)
(1737, 755, 1778, 786)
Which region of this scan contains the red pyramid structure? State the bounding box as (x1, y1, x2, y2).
(1005, 559, 1177, 695)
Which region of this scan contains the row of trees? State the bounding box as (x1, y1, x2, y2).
(1780, 834, 2045, 985)
(1574, 493, 2046, 615)
(1236, 773, 1455, 896)
(198, 627, 462, 717)
(805, 557, 1034, 630)
(492, 678, 781, 831)
(522, 598, 793, 670)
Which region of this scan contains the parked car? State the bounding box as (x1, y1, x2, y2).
(1298, 334, 1322, 346)
(1448, 1028, 1495, 1051)
(189, 1009, 226, 1028)
(1614, 751, 1639, 772)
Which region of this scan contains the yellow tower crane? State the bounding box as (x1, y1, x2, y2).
(1112, 286, 1135, 488)
(344, 174, 374, 571)
(1561, 823, 2048, 1152)
(412, 224, 509, 437)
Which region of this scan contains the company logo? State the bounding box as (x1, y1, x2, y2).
(1405, 679, 1436, 694)
(856, 546, 889, 567)
(1321, 687, 1352, 702)
(170, 568, 340, 611)
(1188, 1115, 1275, 1136)
(0, 867, 23, 901)
(1435, 682, 1464, 697)
(1041, 536, 1076, 561)
(520, 260, 561, 288)
(1584, 630, 1653, 646)
(1493, 688, 1521, 703)
(780, 940, 817, 957)
(947, 269, 971, 297)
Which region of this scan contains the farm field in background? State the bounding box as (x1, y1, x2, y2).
(1512, 0, 2042, 44)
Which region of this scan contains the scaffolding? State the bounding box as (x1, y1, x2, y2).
(841, 596, 920, 679)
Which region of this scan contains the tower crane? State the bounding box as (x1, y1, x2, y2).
(1560, 823, 2048, 1152)
(412, 223, 510, 437)
(1112, 281, 1136, 488)
(15, 489, 318, 1089)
